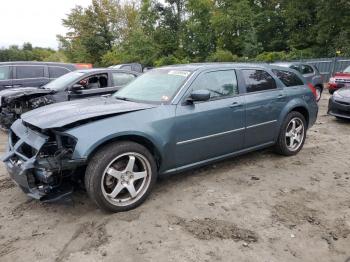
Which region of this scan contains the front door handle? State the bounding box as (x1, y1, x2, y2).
(4, 85, 13, 88)
(277, 94, 286, 99)
(229, 102, 242, 108)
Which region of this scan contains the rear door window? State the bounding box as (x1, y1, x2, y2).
(0, 66, 10, 80)
(272, 69, 304, 87)
(191, 70, 239, 100)
(242, 69, 277, 93)
(16, 66, 45, 79)
(300, 64, 314, 74)
(48, 66, 70, 78)
(290, 65, 301, 72)
(112, 72, 136, 86)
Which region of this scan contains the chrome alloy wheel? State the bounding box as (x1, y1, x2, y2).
(285, 117, 305, 151)
(101, 152, 151, 206)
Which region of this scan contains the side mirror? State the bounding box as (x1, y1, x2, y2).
(188, 89, 210, 102)
(70, 84, 83, 93)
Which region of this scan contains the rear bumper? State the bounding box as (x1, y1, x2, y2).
(327, 97, 350, 119)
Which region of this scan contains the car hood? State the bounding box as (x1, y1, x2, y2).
(21, 96, 156, 129)
(336, 87, 350, 98)
(0, 87, 53, 100)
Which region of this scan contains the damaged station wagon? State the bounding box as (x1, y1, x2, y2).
(3, 64, 318, 212)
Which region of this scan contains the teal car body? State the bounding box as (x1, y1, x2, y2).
(2, 63, 318, 201)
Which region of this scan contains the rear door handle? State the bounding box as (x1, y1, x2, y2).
(12, 85, 22, 88)
(4, 85, 13, 88)
(277, 94, 286, 99)
(229, 102, 242, 108)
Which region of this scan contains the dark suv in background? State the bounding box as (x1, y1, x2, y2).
(0, 62, 92, 90)
(273, 62, 324, 102)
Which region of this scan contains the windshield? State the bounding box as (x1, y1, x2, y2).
(114, 69, 191, 103)
(44, 71, 85, 91)
(344, 66, 350, 73)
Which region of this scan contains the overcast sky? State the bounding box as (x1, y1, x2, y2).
(0, 0, 92, 49)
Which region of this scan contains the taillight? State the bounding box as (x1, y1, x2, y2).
(307, 83, 317, 98)
(75, 63, 93, 69)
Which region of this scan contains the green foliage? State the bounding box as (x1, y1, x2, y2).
(207, 49, 239, 62)
(3, 0, 348, 65)
(0, 44, 65, 62)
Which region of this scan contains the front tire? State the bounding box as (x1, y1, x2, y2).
(275, 111, 307, 156)
(85, 141, 157, 212)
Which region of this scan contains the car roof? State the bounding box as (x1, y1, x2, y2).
(75, 68, 141, 75)
(158, 62, 273, 72)
(0, 61, 74, 66)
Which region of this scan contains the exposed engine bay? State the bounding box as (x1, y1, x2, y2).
(0, 95, 55, 129)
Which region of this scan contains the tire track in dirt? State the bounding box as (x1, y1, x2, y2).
(55, 219, 110, 262)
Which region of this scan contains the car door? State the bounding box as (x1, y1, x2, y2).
(68, 73, 114, 100)
(0, 65, 13, 90)
(240, 69, 286, 148)
(174, 69, 245, 167)
(13, 65, 47, 87)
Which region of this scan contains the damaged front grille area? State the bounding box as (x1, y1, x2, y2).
(3, 120, 85, 201)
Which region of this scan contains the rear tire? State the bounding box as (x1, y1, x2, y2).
(85, 141, 157, 212)
(275, 111, 307, 156)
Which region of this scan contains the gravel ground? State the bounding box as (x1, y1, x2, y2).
(0, 93, 349, 262)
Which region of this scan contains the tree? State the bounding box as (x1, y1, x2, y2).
(183, 0, 216, 61)
(58, 0, 123, 65)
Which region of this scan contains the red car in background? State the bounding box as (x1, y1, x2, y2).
(328, 65, 350, 94)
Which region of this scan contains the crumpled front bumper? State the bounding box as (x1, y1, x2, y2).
(2, 120, 85, 200)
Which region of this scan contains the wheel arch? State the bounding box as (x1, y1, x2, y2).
(86, 134, 163, 170)
(289, 106, 309, 127)
(278, 100, 310, 134)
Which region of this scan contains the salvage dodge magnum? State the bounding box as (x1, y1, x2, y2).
(2, 64, 318, 212)
(0, 68, 140, 129)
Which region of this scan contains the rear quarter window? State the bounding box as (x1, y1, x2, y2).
(272, 69, 304, 87)
(242, 69, 277, 93)
(49, 66, 71, 78)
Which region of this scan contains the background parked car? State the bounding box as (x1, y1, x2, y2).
(0, 62, 92, 90)
(0, 68, 140, 129)
(273, 62, 324, 102)
(328, 65, 350, 94)
(328, 87, 350, 120)
(109, 63, 143, 73)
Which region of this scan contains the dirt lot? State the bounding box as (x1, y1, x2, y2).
(0, 93, 349, 262)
